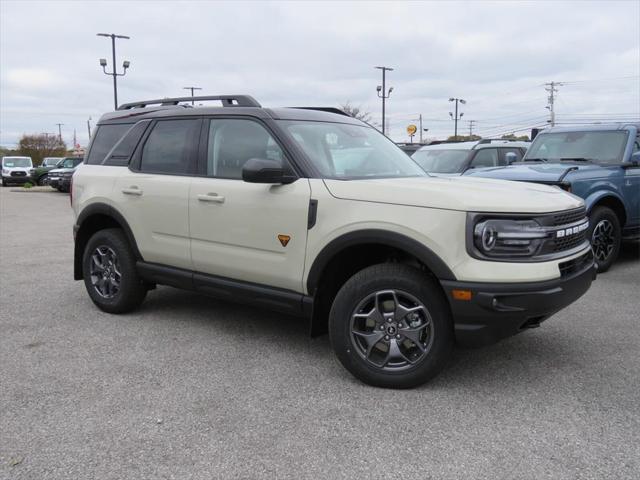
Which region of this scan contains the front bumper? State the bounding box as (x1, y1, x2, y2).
(441, 250, 597, 347)
(49, 177, 60, 188)
(3, 175, 31, 184)
(58, 176, 72, 189)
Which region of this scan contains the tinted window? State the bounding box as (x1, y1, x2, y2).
(206, 119, 285, 179)
(470, 148, 499, 168)
(140, 119, 199, 174)
(86, 124, 132, 165)
(104, 121, 150, 166)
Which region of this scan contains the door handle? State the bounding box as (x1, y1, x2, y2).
(122, 186, 143, 196)
(197, 193, 225, 204)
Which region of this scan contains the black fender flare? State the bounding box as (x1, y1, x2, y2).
(74, 203, 143, 280)
(306, 229, 456, 295)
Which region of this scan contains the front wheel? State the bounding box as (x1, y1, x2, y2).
(37, 175, 49, 186)
(588, 206, 621, 273)
(329, 264, 453, 389)
(82, 228, 147, 313)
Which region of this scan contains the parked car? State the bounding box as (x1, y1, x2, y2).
(412, 140, 529, 176)
(1, 156, 33, 186)
(48, 157, 83, 192)
(29, 157, 65, 186)
(71, 94, 596, 388)
(467, 124, 640, 272)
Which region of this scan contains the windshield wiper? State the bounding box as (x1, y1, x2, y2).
(560, 157, 592, 162)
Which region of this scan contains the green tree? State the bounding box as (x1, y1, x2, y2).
(17, 134, 67, 166)
(339, 101, 372, 123)
(501, 133, 530, 141)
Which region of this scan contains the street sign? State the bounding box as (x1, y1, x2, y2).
(406, 124, 417, 136)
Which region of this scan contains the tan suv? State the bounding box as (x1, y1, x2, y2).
(72, 95, 596, 388)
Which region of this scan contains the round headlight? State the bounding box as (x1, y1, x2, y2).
(481, 224, 498, 251)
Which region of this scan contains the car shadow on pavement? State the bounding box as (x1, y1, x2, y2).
(618, 240, 640, 264)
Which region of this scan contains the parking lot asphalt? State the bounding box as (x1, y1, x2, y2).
(1, 186, 639, 480)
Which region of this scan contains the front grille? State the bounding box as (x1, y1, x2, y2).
(552, 207, 586, 226)
(559, 250, 593, 277)
(552, 230, 587, 252)
(11, 171, 26, 177)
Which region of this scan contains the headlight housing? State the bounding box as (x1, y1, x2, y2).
(467, 210, 589, 262)
(473, 219, 547, 258)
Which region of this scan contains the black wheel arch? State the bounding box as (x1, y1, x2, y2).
(74, 203, 143, 280)
(306, 229, 456, 336)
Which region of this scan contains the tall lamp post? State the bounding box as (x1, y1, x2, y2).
(183, 86, 202, 105)
(448, 97, 466, 139)
(97, 33, 131, 110)
(375, 66, 394, 136)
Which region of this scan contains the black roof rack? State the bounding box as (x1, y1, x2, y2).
(290, 107, 350, 117)
(117, 95, 261, 110)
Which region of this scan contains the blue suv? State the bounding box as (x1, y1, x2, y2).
(466, 123, 640, 272)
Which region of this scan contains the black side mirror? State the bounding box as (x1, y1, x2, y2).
(621, 151, 640, 168)
(242, 158, 296, 184)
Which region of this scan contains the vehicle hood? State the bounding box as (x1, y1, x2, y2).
(323, 176, 583, 213)
(49, 167, 75, 174)
(465, 162, 602, 182)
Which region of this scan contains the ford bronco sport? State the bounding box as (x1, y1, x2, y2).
(72, 95, 597, 388)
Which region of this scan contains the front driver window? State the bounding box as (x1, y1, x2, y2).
(471, 149, 499, 168)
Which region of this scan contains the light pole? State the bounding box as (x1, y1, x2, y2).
(375, 66, 394, 136)
(87, 117, 92, 139)
(183, 86, 202, 105)
(97, 33, 131, 110)
(448, 97, 466, 140)
(55, 123, 64, 143)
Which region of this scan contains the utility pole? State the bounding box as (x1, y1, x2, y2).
(183, 86, 202, 105)
(97, 33, 131, 109)
(545, 81, 563, 126)
(448, 97, 466, 139)
(87, 117, 92, 139)
(468, 120, 476, 136)
(55, 123, 64, 142)
(375, 66, 394, 137)
(419, 114, 423, 143)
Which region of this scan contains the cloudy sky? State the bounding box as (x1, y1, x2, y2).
(1, 0, 638, 147)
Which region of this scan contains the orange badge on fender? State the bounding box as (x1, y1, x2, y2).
(278, 234, 291, 247)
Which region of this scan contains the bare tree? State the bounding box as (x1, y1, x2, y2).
(339, 101, 372, 123)
(18, 134, 67, 166)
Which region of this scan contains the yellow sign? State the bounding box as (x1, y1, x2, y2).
(407, 124, 417, 136)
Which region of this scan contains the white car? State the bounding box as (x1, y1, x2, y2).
(2, 156, 33, 186)
(71, 95, 596, 388)
(412, 140, 529, 176)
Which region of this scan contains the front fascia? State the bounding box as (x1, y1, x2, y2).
(304, 179, 591, 291)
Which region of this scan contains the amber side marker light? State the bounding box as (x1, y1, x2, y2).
(452, 289, 472, 301)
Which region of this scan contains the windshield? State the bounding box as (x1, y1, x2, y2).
(2, 157, 32, 168)
(412, 149, 470, 173)
(279, 121, 426, 179)
(60, 158, 82, 168)
(524, 131, 628, 164)
(43, 158, 62, 166)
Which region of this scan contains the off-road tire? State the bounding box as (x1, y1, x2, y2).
(329, 263, 454, 389)
(588, 206, 621, 273)
(82, 228, 147, 313)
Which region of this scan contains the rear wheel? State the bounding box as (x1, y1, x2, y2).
(329, 264, 453, 389)
(82, 228, 147, 313)
(588, 206, 621, 273)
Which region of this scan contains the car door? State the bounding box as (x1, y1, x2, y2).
(623, 135, 640, 225)
(189, 117, 311, 292)
(114, 118, 201, 271)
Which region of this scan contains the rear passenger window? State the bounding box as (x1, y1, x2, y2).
(86, 124, 132, 165)
(104, 121, 150, 166)
(140, 119, 199, 174)
(206, 119, 285, 179)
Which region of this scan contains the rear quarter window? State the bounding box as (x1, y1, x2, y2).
(86, 124, 133, 165)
